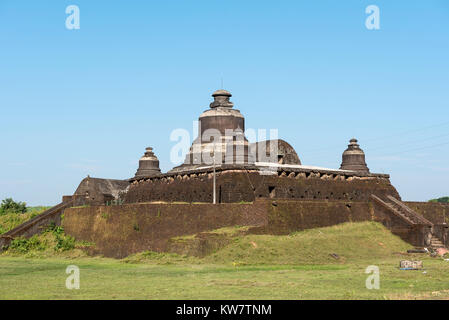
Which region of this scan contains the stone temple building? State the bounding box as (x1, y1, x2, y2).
(1, 89, 448, 258)
(124, 89, 387, 204)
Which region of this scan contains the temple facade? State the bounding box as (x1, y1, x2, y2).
(127, 89, 381, 205)
(3, 88, 447, 258)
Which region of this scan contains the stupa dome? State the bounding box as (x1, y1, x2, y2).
(134, 147, 161, 178)
(169, 89, 250, 172)
(340, 138, 369, 173)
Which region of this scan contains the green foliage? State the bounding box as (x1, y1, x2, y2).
(0, 206, 50, 235)
(0, 212, 34, 235)
(45, 221, 64, 235)
(26, 206, 51, 214)
(54, 235, 75, 251)
(8, 236, 46, 253)
(0, 198, 27, 215)
(429, 197, 449, 203)
(44, 223, 75, 251)
(3, 223, 76, 254)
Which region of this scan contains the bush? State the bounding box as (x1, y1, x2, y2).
(45, 221, 64, 235)
(8, 236, 46, 253)
(4, 224, 76, 254)
(0, 212, 33, 235)
(55, 235, 76, 251)
(0, 198, 27, 215)
(44, 223, 75, 251)
(26, 206, 51, 215)
(429, 197, 449, 203)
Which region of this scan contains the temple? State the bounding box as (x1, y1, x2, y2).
(124, 89, 390, 204)
(1, 89, 448, 258)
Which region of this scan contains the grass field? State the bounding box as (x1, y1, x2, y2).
(1, 222, 449, 300)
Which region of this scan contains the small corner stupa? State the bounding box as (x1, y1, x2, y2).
(340, 138, 369, 173)
(134, 147, 161, 178)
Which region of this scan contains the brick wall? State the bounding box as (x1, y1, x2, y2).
(62, 198, 423, 258)
(62, 201, 268, 258)
(124, 170, 399, 204)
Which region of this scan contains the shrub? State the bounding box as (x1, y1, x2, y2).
(44, 223, 75, 251)
(0, 198, 27, 215)
(429, 197, 449, 203)
(8, 236, 46, 253)
(45, 221, 64, 235)
(55, 235, 75, 251)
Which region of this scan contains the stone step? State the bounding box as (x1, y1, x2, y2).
(429, 236, 445, 249)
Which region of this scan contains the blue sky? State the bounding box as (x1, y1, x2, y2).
(0, 0, 448, 205)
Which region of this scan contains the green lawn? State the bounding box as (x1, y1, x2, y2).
(1, 222, 449, 299)
(1, 256, 449, 299)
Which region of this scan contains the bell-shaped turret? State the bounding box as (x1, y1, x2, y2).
(340, 138, 369, 173)
(169, 89, 251, 172)
(134, 147, 161, 178)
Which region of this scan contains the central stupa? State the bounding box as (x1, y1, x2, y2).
(170, 89, 251, 172)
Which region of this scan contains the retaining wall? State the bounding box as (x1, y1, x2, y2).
(62, 199, 417, 258)
(62, 201, 267, 258)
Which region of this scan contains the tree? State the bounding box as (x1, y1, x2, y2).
(0, 198, 27, 215)
(429, 197, 449, 203)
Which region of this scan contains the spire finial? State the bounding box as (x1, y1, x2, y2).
(210, 89, 233, 108)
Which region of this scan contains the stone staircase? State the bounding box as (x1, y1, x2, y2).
(0, 200, 74, 250)
(371, 195, 431, 226)
(385, 195, 434, 226)
(371, 194, 446, 249)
